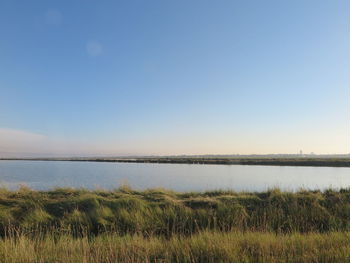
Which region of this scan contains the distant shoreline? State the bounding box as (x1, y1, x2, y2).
(2, 157, 350, 168)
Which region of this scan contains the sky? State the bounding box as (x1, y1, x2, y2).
(1, 0, 350, 156)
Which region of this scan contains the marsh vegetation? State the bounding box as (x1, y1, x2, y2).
(2, 231, 350, 263)
(1, 186, 350, 262)
(4, 156, 350, 167)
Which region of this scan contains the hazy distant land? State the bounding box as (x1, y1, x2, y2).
(2, 154, 350, 167)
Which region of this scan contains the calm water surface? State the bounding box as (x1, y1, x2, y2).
(0, 160, 350, 191)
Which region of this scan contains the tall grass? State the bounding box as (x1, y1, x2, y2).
(1, 230, 350, 262)
(1, 187, 350, 262)
(1, 187, 350, 236)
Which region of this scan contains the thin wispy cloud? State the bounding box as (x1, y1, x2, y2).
(45, 9, 63, 26)
(0, 128, 105, 157)
(86, 41, 103, 57)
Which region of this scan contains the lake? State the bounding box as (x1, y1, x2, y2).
(0, 160, 350, 191)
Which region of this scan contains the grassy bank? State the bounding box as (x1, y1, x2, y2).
(1, 187, 350, 235)
(1, 187, 350, 262)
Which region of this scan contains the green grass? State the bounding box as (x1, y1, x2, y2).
(1, 187, 350, 262)
(1, 186, 350, 235)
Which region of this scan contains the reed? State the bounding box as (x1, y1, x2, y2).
(1, 230, 350, 262)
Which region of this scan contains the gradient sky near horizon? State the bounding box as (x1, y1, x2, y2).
(1, 0, 350, 156)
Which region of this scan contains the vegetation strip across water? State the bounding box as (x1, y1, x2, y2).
(1, 186, 350, 262)
(3, 156, 350, 167)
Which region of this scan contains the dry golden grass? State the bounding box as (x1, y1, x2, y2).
(1, 231, 350, 263)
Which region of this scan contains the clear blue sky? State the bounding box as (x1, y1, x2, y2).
(1, 0, 350, 156)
